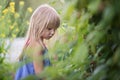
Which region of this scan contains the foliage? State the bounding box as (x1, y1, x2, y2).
(36, 0, 120, 80)
(0, 0, 32, 79)
(0, 0, 120, 80)
(0, 0, 33, 38)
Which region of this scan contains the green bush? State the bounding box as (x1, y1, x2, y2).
(0, 0, 32, 38)
(1, 0, 120, 80)
(35, 0, 120, 80)
(0, 0, 33, 79)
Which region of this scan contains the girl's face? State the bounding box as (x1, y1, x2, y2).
(41, 26, 57, 40)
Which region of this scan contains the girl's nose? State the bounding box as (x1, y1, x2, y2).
(51, 29, 55, 35)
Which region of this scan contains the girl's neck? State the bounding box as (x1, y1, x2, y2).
(39, 38, 46, 49)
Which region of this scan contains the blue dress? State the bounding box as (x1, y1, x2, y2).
(15, 49, 51, 80)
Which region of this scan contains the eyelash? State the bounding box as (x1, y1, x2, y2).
(48, 28, 52, 30)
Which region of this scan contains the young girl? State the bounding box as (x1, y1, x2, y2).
(15, 4, 60, 80)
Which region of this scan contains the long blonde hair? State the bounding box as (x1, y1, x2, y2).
(19, 4, 60, 61)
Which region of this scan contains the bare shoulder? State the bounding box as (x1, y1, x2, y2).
(24, 41, 42, 56)
(31, 41, 43, 51)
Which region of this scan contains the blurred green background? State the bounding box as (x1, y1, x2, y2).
(0, 0, 120, 80)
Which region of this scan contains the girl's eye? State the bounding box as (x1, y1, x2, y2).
(48, 28, 52, 30)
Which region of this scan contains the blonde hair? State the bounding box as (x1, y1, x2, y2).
(19, 4, 60, 61)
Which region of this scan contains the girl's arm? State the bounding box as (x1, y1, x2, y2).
(31, 42, 44, 75)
